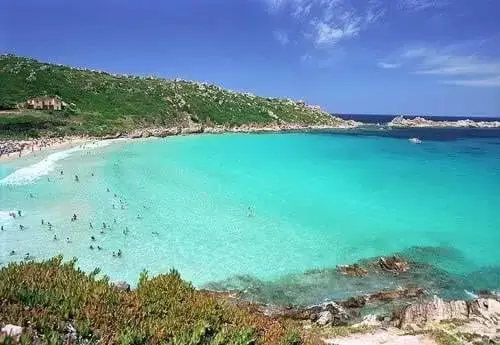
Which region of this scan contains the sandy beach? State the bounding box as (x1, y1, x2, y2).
(0, 137, 93, 162)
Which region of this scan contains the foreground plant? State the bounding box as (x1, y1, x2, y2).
(0, 256, 306, 345)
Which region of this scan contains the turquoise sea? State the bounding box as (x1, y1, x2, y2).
(1, 129, 500, 305)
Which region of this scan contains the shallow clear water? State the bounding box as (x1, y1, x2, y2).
(1, 130, 500, 305)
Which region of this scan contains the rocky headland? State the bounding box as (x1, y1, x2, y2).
(389, 115, 500, 128)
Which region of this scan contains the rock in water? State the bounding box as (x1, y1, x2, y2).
(1, 324, 23, 337)
(409, 137, 423, 144)
(378, 256, 410, 273)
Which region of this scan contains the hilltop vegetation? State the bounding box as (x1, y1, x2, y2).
(0, 257, 307, 345)
(0, 55, 342, 138)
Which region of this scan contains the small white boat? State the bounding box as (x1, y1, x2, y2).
(409, 137, 422, 144)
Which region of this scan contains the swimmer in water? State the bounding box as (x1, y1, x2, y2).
(91, 236, 96, 241)
(75, 175, 79, 182)
(89, 245, 94, 250)
(19, 224, 25, 230)
(89, 222, 93, 229)
(29, 193, 34, 198)
(97, 246, 102, 250)
(117, 249, 122, 257)
(152, 231, 159, 236)
(103, 222, 107, 229)
(107, 188, 110, 192)
(91, 172, 94, 177)
(114, 219, 117, 224)
(18, 210, 22, 217)
(1, 225, 4, 231)
(41, 219, 44, 225)
(61, 170, 64, 175)
(10, 250, 15, 256)
(53, 235, 57, 241)
(66, 237, 71, 243)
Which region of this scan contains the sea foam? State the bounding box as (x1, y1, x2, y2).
(0, 141, 112, 186)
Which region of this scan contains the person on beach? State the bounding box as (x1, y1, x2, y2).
(112, 251, 116, 257)
(117, 249, 122, 257)
(17, 210, 22, 217)
(75, 175, 79, 182)
(48, 222, 52, 230)
(41, 219, 44, 225)
(53, 235, 57, 240)
(1, 225, 4, 231)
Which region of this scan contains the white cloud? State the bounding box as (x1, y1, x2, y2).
(377, 62, 401, 69)
(442, 77, 500, 87)
(399, 45, 500, 87)
(263, 0, 383, 48)
(273, 31, 290, 45)
(399, 0, 448, 11)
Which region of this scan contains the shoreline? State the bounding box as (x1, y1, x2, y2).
(0, 122, 359, 163)
(2, 114, 500, 163)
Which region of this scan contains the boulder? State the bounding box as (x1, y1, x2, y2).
(378, 256, 410, 273)
(112, 280, 131, 292)
(317, 310, 334, 326)
(1, 324, 23, 337)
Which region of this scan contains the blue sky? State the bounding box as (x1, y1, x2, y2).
(1, 0, 499, 116)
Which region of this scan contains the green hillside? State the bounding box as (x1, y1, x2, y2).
(0, 54, 342, 138)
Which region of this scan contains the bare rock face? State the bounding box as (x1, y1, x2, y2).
(337, 264, 368, 277)
(378, 256, 410, 273)
(397, 296, 500, 330)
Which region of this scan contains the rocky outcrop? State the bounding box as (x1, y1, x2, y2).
(378, 256, 410, 273)
(389, 115, 500, 128)
(396, 296, 500, 330)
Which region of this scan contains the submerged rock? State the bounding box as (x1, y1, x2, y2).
(378, 256, 410, 273)
(337, 264, 368, 277)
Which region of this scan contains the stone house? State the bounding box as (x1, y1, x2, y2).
(25, 96, 66, 110)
